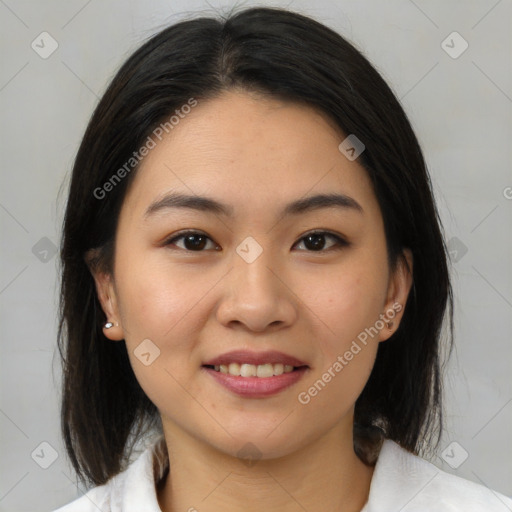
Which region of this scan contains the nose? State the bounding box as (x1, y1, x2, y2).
(215, 243, 297, 333)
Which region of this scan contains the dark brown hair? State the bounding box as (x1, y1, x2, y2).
(58, 6, 453, 486)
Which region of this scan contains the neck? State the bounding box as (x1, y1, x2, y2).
(157, 421, 374, 512)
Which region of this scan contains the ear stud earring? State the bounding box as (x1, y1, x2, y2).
(104, 322, 114, 329)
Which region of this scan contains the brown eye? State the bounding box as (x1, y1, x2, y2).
(164, 231, 219, 251)
(294, 231, 349, 252)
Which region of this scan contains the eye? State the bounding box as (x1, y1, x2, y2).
(164, 231, 220, 251)
(163, 229, 348, 252)
(293, 230, 349, 252)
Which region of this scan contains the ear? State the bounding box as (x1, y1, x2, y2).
(85, 249, 124, 341)
(378, 248, 413, 342)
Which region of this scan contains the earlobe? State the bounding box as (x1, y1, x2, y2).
(94, 273, 125, 341)
(103, 319, 123, 340)
(85, 249, 124, 341)
(379, 248, 413, 342)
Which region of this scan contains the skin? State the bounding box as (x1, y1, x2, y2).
(90, 89, 413, 512)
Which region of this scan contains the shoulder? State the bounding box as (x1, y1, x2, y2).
(364, 439, 512, 512)
(52, 483, 112, 512)
(52, 437, 167, 512)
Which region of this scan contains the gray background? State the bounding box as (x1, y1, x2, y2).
(1, 0, 511, 510)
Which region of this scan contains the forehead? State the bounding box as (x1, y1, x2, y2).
(119, 90, 379, 223)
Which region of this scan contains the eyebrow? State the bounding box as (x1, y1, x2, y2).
(144, 191, 363, 219)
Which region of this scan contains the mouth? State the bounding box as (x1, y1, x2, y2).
(202, 350, 309, 397)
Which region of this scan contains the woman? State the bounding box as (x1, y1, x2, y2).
(54, 6, 512, 511)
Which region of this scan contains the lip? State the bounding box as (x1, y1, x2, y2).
(202, 350, 309, 398)
(202, 350, 307, 367)
(203, 366, 309, 398)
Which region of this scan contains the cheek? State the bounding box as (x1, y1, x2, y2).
(297, 267, 383, 409)
(308, 260, 388, 356)
(114, 256, 211, 417)
(113, 250, 215, 404)
(295, 251, 388, 412)
(115, 250, 210, 344)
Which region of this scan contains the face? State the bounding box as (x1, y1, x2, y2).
(92, 90, 412, 460)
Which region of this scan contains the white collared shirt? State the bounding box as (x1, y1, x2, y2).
(54, 437, 512, 511)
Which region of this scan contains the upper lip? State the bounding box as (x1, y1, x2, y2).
(203, 350, 308, 367)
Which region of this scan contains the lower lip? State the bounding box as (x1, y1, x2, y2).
(203, 366, 308, 397)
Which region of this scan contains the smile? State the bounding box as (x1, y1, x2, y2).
(202, 349, 309, 397)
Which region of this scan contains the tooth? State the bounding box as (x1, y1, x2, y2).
(256, 363, 274, 378)
(228, 363, 241, 376)
(273, 363, 284, 376)
(240, 363, 257, 377)
(213, 362, 298, 377)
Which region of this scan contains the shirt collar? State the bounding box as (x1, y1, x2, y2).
(109, 436, 168, 512)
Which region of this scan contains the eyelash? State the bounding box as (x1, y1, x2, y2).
(162, 229, 349, 253)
